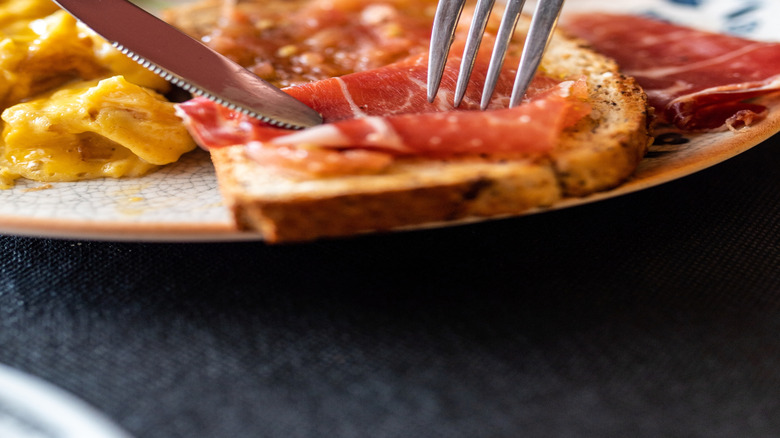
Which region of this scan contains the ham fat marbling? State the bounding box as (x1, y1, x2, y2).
(177, 50, 591, 175)
(564, 13, 780, 131)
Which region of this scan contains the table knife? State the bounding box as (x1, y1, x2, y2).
(52, 0, 323, 129)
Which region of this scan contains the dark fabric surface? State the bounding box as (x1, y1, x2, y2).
(0, 134, 779, 438)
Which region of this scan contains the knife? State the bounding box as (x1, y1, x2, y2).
(52, 0, 323, 129)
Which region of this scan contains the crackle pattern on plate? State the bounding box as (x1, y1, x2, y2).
(0, 150, 222, 222)
(0, 149, 236, 240)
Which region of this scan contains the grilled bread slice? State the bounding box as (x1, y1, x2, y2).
(168, 4, 652, 242)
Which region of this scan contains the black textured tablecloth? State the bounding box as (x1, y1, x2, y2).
(1, 134, 779, 438)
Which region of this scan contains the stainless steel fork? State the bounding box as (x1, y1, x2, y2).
(427, 0, 565, 109)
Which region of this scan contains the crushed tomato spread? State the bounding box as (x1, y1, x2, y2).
(163, 0, 437, 87)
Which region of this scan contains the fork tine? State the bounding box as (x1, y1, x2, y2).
(453, 0, 496, 107)
(509, 0, 566, 107)
(427, 0, 468, 103)
(429, 0, 566, 109)
(480, 0, 526, 109)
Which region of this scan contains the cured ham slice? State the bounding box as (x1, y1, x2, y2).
(177, 51, 591, 175)
(270, 84, 587, 155)
(178, 99, 396, 174)
(563, 13, 780, 131)
(278, 51, 564, 120)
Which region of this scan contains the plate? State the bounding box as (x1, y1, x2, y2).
(0, 364, 133, 438)
(0, 0, 778, 241)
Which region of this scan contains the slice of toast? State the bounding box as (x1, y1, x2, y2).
(170, 4, 652, 242)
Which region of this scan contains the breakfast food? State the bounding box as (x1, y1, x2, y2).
(0, 0, 195, 188)
(563, 13, 780, 132)
(169, 0, 652, 242)
(2, 76, 196, 182)
(6, 0, 777, 242)
(161, 0, 435, 88)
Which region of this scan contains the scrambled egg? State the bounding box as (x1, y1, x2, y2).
(0, 0, 195, 188)
(2, 77, 195, 182)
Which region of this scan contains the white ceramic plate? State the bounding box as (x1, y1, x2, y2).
(0, 0, 778, 241)
(0, 364, 132, 438)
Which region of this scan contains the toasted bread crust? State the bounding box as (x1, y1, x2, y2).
(543, 32, 653, 196)
(212, 148, 562, 241)
(198, 14, 651, 242)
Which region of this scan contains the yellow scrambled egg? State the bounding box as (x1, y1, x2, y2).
(2, 76, 195, 182)
(0, 0, 195, 188)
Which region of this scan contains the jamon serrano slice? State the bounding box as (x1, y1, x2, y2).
(177, 51, 591, 175)
(268, 83, 589, 155)
(563, 13, 780, 131)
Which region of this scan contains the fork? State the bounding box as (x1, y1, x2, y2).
(427, 0, 566, 109)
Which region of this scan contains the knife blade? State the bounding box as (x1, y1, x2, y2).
(52, 0, 323, 129)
